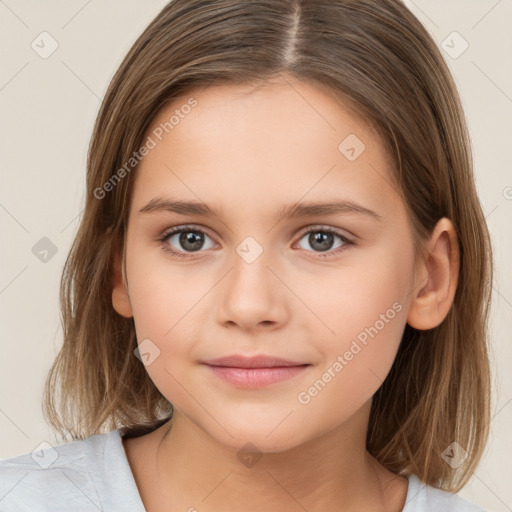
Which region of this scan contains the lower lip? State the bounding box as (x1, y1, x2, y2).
(204, 364, 309, 388)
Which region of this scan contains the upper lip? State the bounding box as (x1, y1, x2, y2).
(202, 355, 309, 368)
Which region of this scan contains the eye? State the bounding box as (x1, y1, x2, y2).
(158, 224, 355, 259)
(159, 225, 216, 258)
(294, 226, 354, 258)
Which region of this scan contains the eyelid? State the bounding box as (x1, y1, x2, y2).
(159, 223, 354, 240)
(160, 223, 217, 240)
(294, 223, 354, 240)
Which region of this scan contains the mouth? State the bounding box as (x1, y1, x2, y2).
(201, 355, 311, 388)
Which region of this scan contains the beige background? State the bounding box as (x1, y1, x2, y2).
(0, 1, 510, 510)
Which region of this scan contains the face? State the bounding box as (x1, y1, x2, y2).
(113, 74, 419, 452)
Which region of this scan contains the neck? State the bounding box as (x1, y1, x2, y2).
(142, 401, 407, 512)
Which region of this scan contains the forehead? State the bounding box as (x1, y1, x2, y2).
(131, 78, 399, 219)
(146, 77, 381, 152)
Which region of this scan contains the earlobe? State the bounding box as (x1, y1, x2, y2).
(407, 218, 460, 331)
(111, 249, 133, 319)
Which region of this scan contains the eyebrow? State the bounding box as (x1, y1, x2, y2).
(138, 196, 382, 222)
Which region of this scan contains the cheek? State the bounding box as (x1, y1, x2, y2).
(125, 256, 202, 406)
(294, 301, 408, 433)
(126, 247, 208, 339)
(299, 242, 412, 350)
(294, 245, 411, 405)
(124, 252, 210, 398)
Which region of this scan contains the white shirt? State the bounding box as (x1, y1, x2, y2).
(0, 429, 487, 511)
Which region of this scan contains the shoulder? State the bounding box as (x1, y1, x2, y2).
(404, 474, 487, 512)
(0, 430, 123, 512)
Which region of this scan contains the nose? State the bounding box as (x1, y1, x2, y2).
(215, 248, 290, 332)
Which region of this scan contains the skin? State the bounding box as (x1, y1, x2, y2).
(112, 73, 459, 512)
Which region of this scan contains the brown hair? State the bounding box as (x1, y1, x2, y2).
(42, 0, 493, 493)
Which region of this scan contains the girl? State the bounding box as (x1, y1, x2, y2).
(0, 0, 493, 510)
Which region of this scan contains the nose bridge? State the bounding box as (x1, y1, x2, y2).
(225, 210, 296, 290)
(215, 232, 289, 329)
(229, 233, 277, 296)
(235, 233, 267, 266)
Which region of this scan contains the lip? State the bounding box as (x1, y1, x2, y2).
(203, 355, 307, 368)
(202, 355, 311, 388)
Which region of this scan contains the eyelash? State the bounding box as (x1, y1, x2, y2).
(158, 224, 355, 259)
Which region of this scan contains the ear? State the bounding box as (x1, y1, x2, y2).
(111, 248, 133, 318)
(407, 217, 460, 330)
